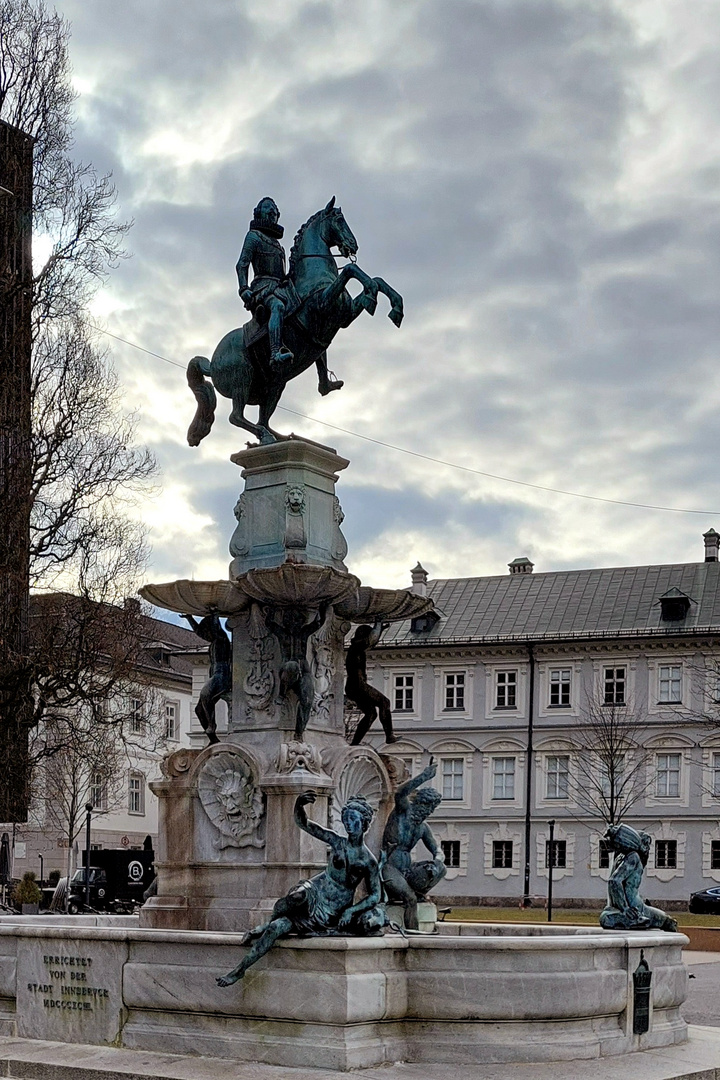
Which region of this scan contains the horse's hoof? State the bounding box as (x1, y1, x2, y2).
(259, 429, 277, 445)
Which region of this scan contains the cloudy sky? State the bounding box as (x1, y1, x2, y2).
(50, 0, 720, 591)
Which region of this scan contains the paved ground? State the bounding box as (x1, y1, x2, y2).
(4, 1030, 720, 1080)
(683, 950, 720, 1028)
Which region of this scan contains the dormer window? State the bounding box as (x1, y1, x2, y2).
(658, 588, 693, 622)
(410, 610, 440, 633)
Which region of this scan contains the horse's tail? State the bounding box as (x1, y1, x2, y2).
(186, 355, 216, 446)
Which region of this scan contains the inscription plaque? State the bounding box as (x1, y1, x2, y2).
(17, 940, 126, 1044)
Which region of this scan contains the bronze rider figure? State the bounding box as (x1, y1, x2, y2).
(236, 197, 294, 373)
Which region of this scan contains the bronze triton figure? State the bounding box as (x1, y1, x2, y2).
(381, 757, 446, 930)
(187, 196, 403, 446)
(182, 613, 231, 744)
(599, 823, 677, 932)
(345, 620, 397, 745)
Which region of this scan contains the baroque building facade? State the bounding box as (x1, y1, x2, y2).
(360, 532, 720, 907)
(8, 609, 200, 882)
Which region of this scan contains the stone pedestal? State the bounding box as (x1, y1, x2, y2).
(387, 902, 438, 933)
(140, 438, 433, 933)
(229, 438, 349, 577)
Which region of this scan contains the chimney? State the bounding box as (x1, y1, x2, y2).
(704, 529, 719, 563)
(508, 557, 534, 575)
(410, 562, 428, 597)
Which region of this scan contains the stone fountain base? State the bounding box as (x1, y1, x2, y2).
(0, 917, 688, 1071)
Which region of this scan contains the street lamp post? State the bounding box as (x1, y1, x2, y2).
(38, 853, 43, 889)
(84, 804, 93, 911)
(547, 819, 556, 923)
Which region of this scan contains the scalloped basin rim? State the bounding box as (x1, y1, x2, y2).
(139, 580, 250, 616)
(141, 572, 435, 621)
(335, 587, 435, 623)
(237, 565, 360, 606)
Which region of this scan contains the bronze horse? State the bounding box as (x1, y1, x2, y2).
(187, 198, 403, 446)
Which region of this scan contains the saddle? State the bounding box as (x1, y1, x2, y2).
(242, 279, 302, 351)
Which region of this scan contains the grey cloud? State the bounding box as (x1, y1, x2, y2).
(51, 0, 720, 582)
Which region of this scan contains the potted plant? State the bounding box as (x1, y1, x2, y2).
(13, 872, 42, 915)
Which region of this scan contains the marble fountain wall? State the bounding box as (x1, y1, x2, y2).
(0, 916, 689, 1070)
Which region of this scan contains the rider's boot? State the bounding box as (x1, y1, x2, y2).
(318, 375, 344, 396)
(270, 346, 294, 375)
(269, 322, 293, 375)
(316, 353, 344, 395)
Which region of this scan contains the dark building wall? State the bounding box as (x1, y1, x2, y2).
(0, 120, 34, 819)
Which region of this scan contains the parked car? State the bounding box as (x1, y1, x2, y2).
(689, 887, 720, 914)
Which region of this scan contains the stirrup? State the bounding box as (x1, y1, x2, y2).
(270, 347, 294, 369)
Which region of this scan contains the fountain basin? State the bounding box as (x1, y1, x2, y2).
(140, 567, 434, 621)
(0, 918, 687, 1071)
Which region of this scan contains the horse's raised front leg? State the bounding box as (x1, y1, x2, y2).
(320, 264, 378, 316)
(373, 277, 404, 327)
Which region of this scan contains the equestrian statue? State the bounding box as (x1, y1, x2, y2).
(187, 196, 404, 446)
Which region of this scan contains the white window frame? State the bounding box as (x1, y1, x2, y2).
(495, 670, 518, 710)
(655, 752, 681, 799)
(431, 743, 474, 810)
(536, 825, 575, 880)
(484, 661, 526, 720)
(598, 754, 625, 800)
(128, 772, 145, 816)
(491, 756, 516, 801)
(384, 668, 421, 719)
(444, 671, 466, 712)
(603, 665, 627, 706)
(548, 668, 572, 708)
(164, 700, 180, 741)
(645, 825, 686, 882)
(440, 757, 465, 801)
(701, 744, 720, 807)
(645, 739, 692, 808)
(484, 823, 522, 880)
(130, 697, 144, 734)
(432, 665, 472, 719)
(89, 773, 108, 812)
(647, 656, 688, 714)
(538, 661, 581, 718)
(545, 754, 570, 800)
(394, 673, 415, 712)
(658, 664, 683, 705)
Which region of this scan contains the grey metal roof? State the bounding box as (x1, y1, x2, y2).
(380, 562, 720, 647)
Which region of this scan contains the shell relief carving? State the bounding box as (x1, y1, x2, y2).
(331, 753, 387, 838)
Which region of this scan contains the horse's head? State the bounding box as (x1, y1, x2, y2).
(322, 195, 358, 260)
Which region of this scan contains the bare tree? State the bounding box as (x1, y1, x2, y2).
(35, 698, 162, 899)
(566, 695, 653, 828)
(0, 0, 157, 819)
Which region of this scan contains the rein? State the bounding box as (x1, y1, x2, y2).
(296, 252, 357, 264)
